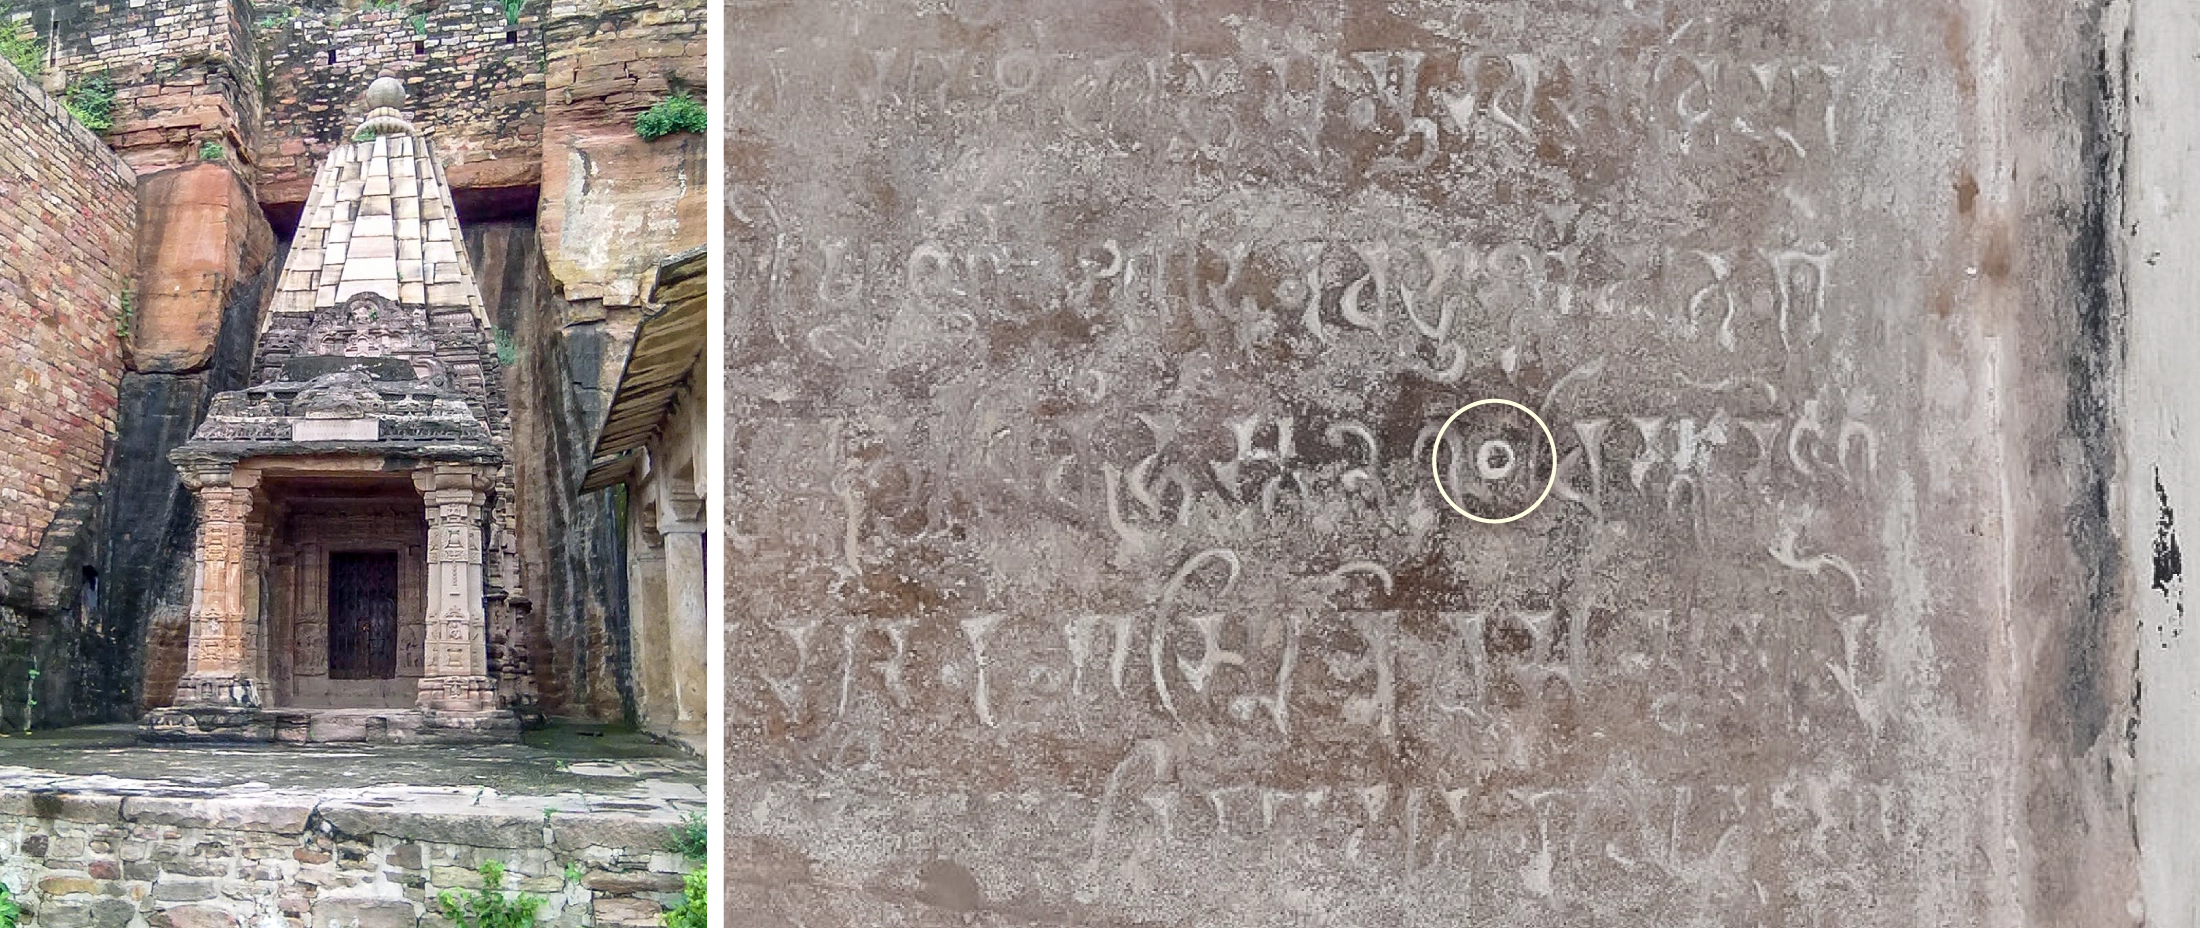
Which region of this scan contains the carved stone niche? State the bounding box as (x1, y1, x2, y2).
(289, 369, 385, 420)
(301, 292, 433, 361)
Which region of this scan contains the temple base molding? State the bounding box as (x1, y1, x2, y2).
(137, 706, 519, 744)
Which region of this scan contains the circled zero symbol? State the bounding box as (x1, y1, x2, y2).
(1429, 398, 1557, 524)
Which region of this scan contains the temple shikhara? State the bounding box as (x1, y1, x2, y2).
(145, 76, 519, 743)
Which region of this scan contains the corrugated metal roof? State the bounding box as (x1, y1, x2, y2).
(581, 245, 706, 493)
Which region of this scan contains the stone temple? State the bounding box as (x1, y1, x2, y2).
(0, 0, 708, 915)
(144, 77, 519, 743)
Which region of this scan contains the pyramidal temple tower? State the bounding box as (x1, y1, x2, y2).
(144, 77, 521, 743)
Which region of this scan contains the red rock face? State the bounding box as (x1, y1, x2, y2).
(538, 127, 706, 306)
(538, 0, 707, 307)
(131, 163, 274, 374)
(0, 60, 136, 565)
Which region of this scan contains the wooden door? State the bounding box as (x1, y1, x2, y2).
(327, 551, 399, 679)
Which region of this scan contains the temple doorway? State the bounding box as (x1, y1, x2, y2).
(263, 473, 427, 711)
(328, 551, 399, 681)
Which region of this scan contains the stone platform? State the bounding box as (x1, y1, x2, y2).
(0, 724, 702, 928)
(138, 706, 522, 745)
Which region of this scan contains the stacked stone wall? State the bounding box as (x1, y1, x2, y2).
(30, 0, 259, 174)
(0, 57, 135, 568)
(0, 778, 691, 928)
(254, 0, 547, 207)
(542, 0, 699, 130)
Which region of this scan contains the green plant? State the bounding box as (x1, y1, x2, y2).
(541, 807, 556, 825)
(63, 71, 115, 132)
(499, 0, 524, 25)
(667, 811, 705, 860)
(561, 862, 583, 883)
(492, 328, 518, 366)
(633, 92, 704, 140)
(0, 13, 39, 77)
(437, 861, 545, 928)
(116, 289, 135, 339)
(0, 879, 19, 928)
(408, 12, 426, 34)
(198, 139, 224, 161)
(661, 868, 704, 928)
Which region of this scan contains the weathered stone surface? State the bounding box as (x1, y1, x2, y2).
(159, 903, 242, 928)
(308, 897, 415, 928)
(38, 897, 137, 928)
(724, 0, 2136, 925)
(479, 220, 632, 725)
(131, 163, 276, 374)
(588, 894, 663, 928)
(124, 795, 316, 834)
(549, 813, 679, 853)
(34, 0, 259, 171)
(36, 875, 101, 896)
(89, 898, 137, 928)
(581, 870, 683, 893)
(0, 790, 125, 822)
(539, 129, 706, 307)
(316, 801, 542, 848)
(425, 866, 484, 890)
(150, 876, 221, 902)
(537, 0, 706, 308)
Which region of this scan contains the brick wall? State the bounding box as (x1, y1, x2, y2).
(543, 0, 702, 130)
(255, 0, 548, 207)
(0, 56, 136, 565)
(34, 0, 259, 174)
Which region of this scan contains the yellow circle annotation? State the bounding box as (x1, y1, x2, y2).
(1429, 398, 1557, 524)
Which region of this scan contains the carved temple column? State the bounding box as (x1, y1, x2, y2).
(658, 486, 706, 740)
(243, 502, 270, 687)
(172, 465, 267, 708)
(414, 464, 498, 715)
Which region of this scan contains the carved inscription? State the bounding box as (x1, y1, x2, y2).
(724, 1, 1963, 922)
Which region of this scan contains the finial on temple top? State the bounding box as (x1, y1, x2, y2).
(353, 74, 416, 140)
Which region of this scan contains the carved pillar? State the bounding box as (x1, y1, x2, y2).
(658, 486, 706, 740)
(243, 500, 270, 686)
(173, 465, 266, 708)
(269, 550, 295, 705)
(398, 542, 425, 680)
(627, 502, 670, 732)
(292, 542, 329, 681)
(414, 464, 497, 714)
